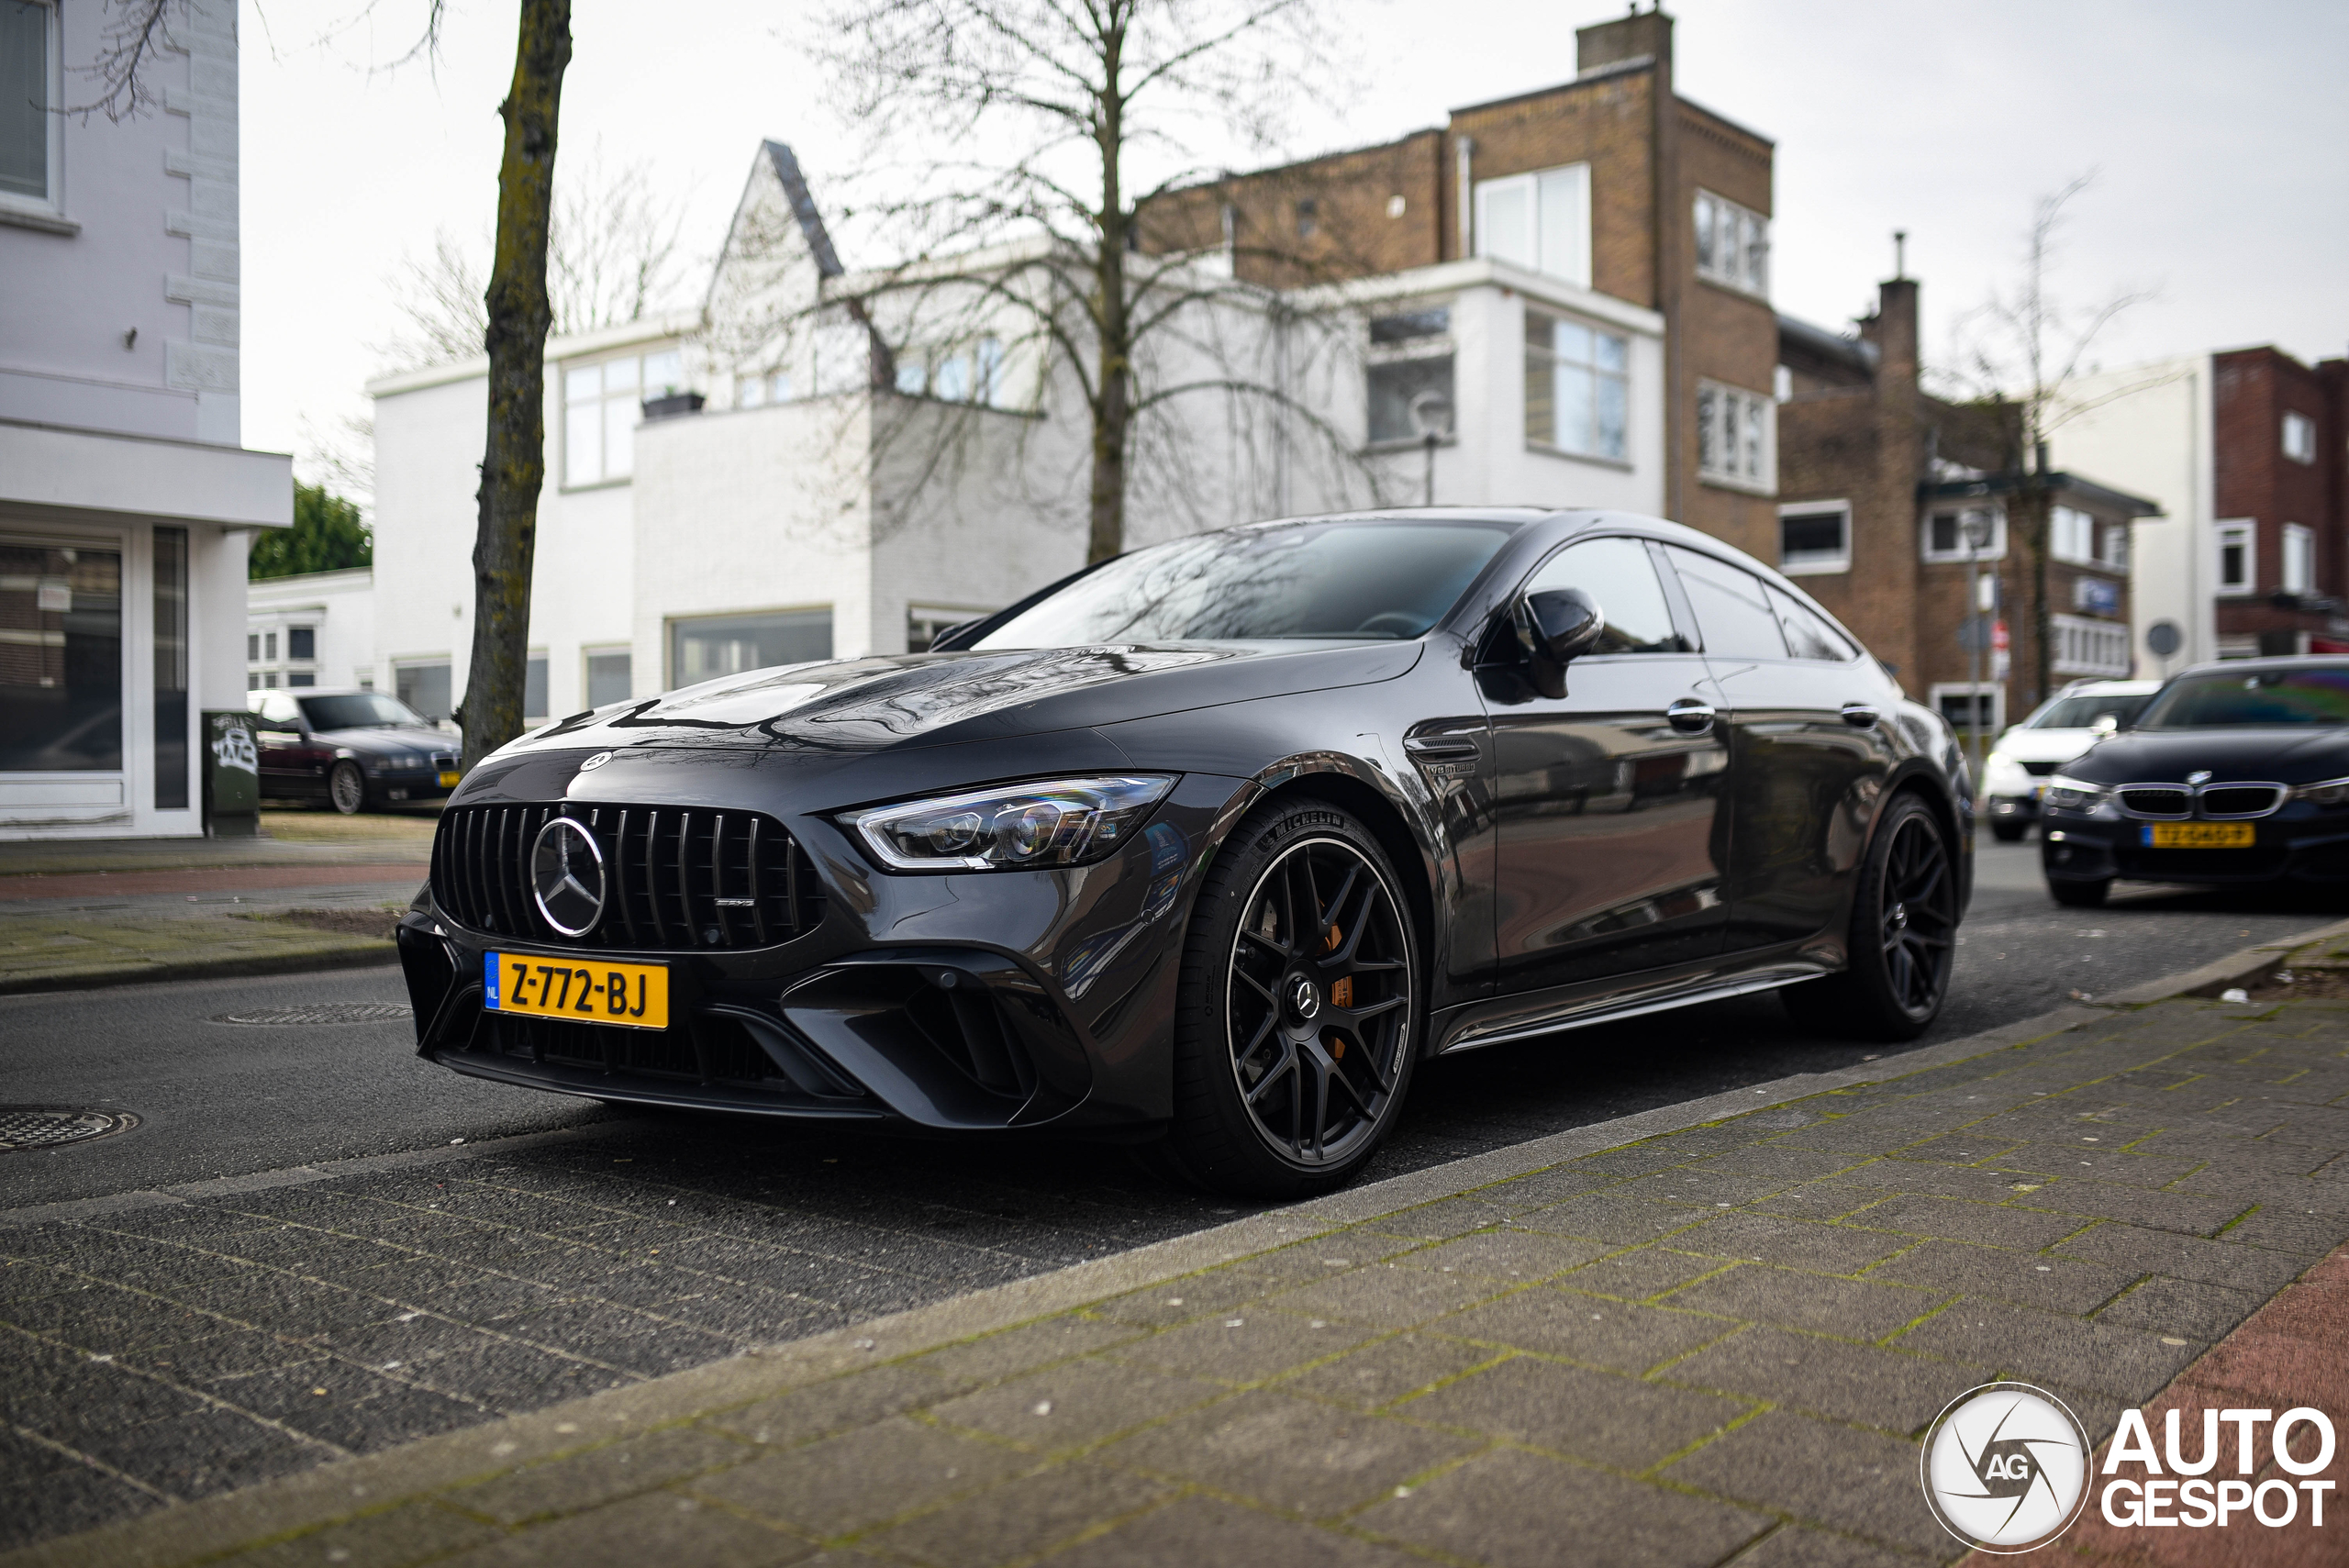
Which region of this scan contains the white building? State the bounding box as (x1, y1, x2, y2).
(0, 0, 291, 838)
(2047, 356, 2218, 675)
(247, 567, 375, 692)
(368, 141, 1664, 726)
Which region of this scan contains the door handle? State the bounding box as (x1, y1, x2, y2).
(1665, 698, 1715, 733)
(1841, 703, 1880, 728)
(1404, 735, 1481, 762)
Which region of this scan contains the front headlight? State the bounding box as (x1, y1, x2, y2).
(2043, 774, 2110, 810)
(842, 774, 1176, 872)
(2293, 776, 2349, 806)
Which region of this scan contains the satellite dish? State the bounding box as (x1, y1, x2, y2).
(2146, 620, 2183, 658)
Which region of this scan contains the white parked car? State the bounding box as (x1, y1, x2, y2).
(1981, 679, 2163, 841)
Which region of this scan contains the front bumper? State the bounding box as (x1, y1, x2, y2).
(2041, 802, 2349, 887)
(397, 769, 1240, 1131)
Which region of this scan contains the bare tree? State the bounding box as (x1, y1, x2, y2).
(815, 0, 1372, 564)
(1943, 175, 2153, 706)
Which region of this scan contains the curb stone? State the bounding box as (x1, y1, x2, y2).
(2091, 912, 2349, 1006)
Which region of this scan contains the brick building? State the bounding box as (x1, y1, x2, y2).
(1775, 276, 2158, 738)
(1139, 6, 1782, 559)
(2210, 346, 2349, 657)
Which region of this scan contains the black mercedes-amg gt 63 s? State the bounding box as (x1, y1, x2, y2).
(2041, 657, 2349, 907)
(399, 509, 1971, 1196)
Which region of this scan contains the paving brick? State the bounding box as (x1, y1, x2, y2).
(1720, 1523, 1929, 1568)
(2053, 1223, 2312, 1293)
(2093, 1275, 2268, 1342)
(687, 1418, 1033, 1536)
(1994, 1143, 2207, 1188)
(1106, 1310, 1375, 1384)
(1847, 1195, 2089, 1251)
(1485, 1163, 1630, 1207)
(1430, 1291, 1735, 1373)
(908, 1315, 1145, 1385)
(1743, 1184, 1882, 1223)
(1274, 1332, 1498, 1412)
(443, 1426, 752, 1526)
(1555, 1247, 1727, 1302)
(1671, 1212, 1913, 1273)
(1095, 1386, 1478, 1516)
(1509, 1190, 1710, 1246)
(1610, 1167, 1810, 1208)
(1370, 1195, 1531, 1239)
(2013, 1181, 2250, 1237)
(1571, 1143, 1704, 1180)
(1891, 1296, 2198, 1402)
(208, 1360, 487, 1452)
(208, 1501, 502, 1568)
(1820, 1160, 2065, 1205)
(1898, 1131, 2026, 1165)
(707, 1362, 974, 1448)
(928, 1356, 1225, 1450)
(0, 1466, 163, 1554)
(1046, 1494, 1422, 1567)
(436, 1490, 810, 1568)
(1657, 1264, 1942, 1341)
(1386, 1229, 1607, 1284)
(860, 1462, 1172, 1567)
(1268, 1262, 1506, 1329)
(2217, 1205, 2349, 1255)
(1091, 1268, 1271, 1328)
(1679, 1145, 1865, 1184)
(1358, 1446, 1770, 1568)
(1662, 1326, 1977, 1435)
(1770, 1117, 1954, 1157)
(1664, 1408, 1947, 1556)
(1396, 1354, 1749, 1467)
(1862, 1239, 2132, 1316)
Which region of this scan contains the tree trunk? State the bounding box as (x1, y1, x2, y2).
(1085, 11, 1130, 566)
(2023, 480, 2052, 708)
(461, 0, 573, 772)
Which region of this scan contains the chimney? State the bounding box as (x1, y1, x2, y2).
(1876, 274, 1919, 396)
(1576, 6, 1673, 75)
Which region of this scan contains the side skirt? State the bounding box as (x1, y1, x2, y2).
(1431, 947, 1836, 1056)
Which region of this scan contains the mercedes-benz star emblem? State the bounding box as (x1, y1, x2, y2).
(530, 817, 607, 938)
(578, 751, 612, 772)
(1288, 974, 1321, 1020)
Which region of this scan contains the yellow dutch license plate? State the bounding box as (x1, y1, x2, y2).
(439, 770, 461, 787)
(2143, 822, 2254, 849)
(486, 952, 668, 1029)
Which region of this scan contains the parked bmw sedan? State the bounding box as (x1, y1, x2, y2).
(399, 509, 1972, 1195)
(2041, 657, 2349, 907)
(251, 688, 462, 813)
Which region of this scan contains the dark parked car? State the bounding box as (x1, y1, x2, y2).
(251, 688, 461, 814)
(399, 510, 1972, 1195)
(2041, 657, 2349, 907)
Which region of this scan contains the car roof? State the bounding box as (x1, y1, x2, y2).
(2169, 655, 2349, 677)
(2054, 679, 2162, 695)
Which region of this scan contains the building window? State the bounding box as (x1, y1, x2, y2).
(2053, 614, 2131, 677)
(1694, 189, 1769, 296)
(1475, 163, 1591, 288)
(247, 632, 260, 661)
(1294, 198, 1318, 239)
(2099, 522, 2130, 571)
(2049, 505, 2099, 565)
(1922, 506, 2006, 563)
(562, 347, 685, 487)
(907, 606, 992, 652)
(264, 630, 277, 662)
(1696, 380, 1772, 490)
(153, 527, 188, 809)
(735, 370, 792, 408)
(1777, 502, 1850, 575)
(395, 661, 453, 722)
(2283, 411, 2317, 465)
(2215, 518, 2254, 594)
(2284, 523, 2314, 595)
(287, 627, 316, 662)
(1930, 683, 2004, 739)
(669, 608, 831, 687)
(0, 0, 59, 213)
(1365, 306, 1454, 447)
(287, 672, 317, 688)
(893, 337, 1006, 405)
(1524, 309, 1628, 462)
(524, 654, 549, 722)
(584, 649, 631, 707)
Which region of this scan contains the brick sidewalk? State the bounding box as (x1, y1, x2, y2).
(9, 994, 2347, 1568)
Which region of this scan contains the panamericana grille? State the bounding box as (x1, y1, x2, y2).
(431, 802, 823, 950)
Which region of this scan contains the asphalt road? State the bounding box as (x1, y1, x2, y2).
(0, 837, 2338, 1547)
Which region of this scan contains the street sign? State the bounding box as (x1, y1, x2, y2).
(2147, 620, 2183, 657)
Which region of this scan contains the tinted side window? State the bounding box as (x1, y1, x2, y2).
(1664, 546, 1788, 659)
(1523, 537, 1687, 654)
(1767, 584, 1860, 662)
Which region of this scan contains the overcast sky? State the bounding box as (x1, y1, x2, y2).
(239, 0, 2349, 484)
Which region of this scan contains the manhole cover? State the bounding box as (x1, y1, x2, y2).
(0, 1106, 139, 1152)
(211, 1002, 414, 1027)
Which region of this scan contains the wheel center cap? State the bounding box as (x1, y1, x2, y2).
(1889, 903, 1909, 932)
(1286, 973, 1321, 1022)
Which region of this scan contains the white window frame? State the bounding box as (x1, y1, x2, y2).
(2283, 522, 2314, 595)
(906, 604, 995, 653)
(1929, 682, 2005, 739)
(0, 0, 64, 226)
(2283, 410, 2317, 465)
(2215, 518, 2256, 595)
(2049, 505, 2099, 566)
(1921, 505, 2008, 564)
(562, 345, 685, 489)
(1473, 163, 1591, 289)
(1523, 307, 1629, 464)
(2052, 614, 2132, 677)
(1696, 380, 1773, 493)
(1776, 500, 1851, 576)
(1694, 189, 1769, 297)
(2099, 521, 2131, 572)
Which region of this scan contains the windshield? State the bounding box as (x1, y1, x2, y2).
(2031, 693, 2154, 730)
(299, 693, 427, 730)
(973, 521, 1516, 649)
(2137, 666, 2349, 729)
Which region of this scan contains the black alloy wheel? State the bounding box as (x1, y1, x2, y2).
(1155, 799, 1420, 1197)
(328, 760, 366, 815)
(1784, 793, 1957, 1040)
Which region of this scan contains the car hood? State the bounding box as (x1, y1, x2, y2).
(312, 724, 456, 755)
(492, 639, 1426, 759)
(1991, 728, 2097, 763)
(2060, 727, 2349, 785)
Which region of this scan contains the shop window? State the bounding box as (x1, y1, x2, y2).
(0, 540, 122, 773)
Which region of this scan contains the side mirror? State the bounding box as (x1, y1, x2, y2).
(1514, 588, 1605, 697)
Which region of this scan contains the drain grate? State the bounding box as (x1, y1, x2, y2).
(212, 1002, 415, 1027)
(0, 1106, 139, 1152)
